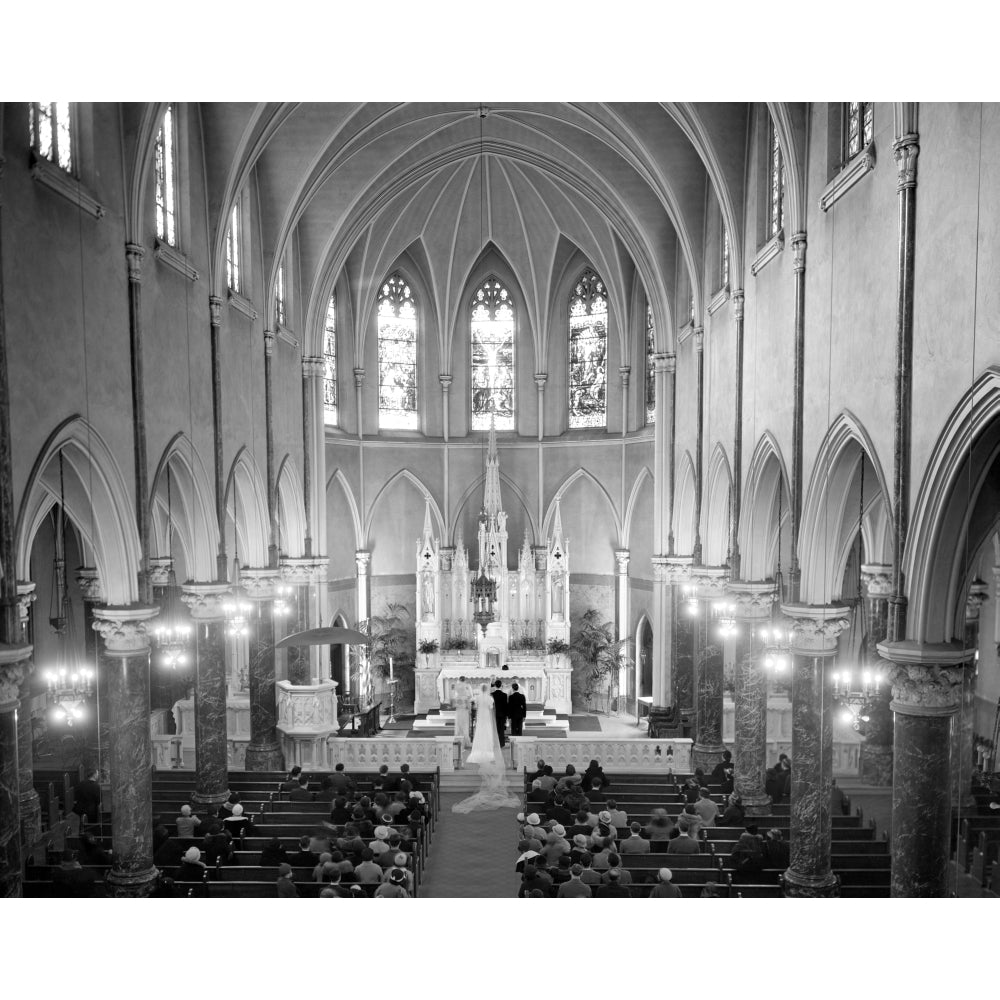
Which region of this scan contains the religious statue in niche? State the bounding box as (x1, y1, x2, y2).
(552, 570, 566, 616)
(421, 570, 435, 619)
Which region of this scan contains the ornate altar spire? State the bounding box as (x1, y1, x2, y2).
(483, 414, 502, 520)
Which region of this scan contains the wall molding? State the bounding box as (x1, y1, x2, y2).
(228, 288, 258, 321)
(30, 152, 104, 219)
(154, 238, 199, 281)
(819, 144, 876, 213)
(707, 286, 730, 315)
(750, 230, 784, 277)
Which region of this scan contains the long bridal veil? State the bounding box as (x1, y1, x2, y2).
(452, 687, 521, 814)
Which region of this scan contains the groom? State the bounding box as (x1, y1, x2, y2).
(491, 679, 508, 747)
(507, 682, 527, 736)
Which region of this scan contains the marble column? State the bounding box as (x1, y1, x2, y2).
(859, 565, 894, 785)
(242, 569, 284, 771)
(0, 645, 31, 898)
(614, 549, 630, 708)
(281, 558, 313, 685)
(181, 584, 230, 806)
(879, 639, 971, 897)
(782, 603, 850, 897)
(650, 556, 671, 708)
(92, 607, 159, 896)
(668, 558, 695, 712)
(301, 356, 325, 557)
(730, 582, 776, 815)
(952, 582, 987, 808)
(15, 584, 40, 855)
(691, 569, 729, 771)
(76, 568, 107, 775)
(692, 329, 705, 565)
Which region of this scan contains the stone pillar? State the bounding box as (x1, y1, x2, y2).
(730, 581, 776, 815)
(92, 607, 160, 897)
(0, 645, 31, 898)
(859, 564, 894, 785)
(953, 582, 987, 808)
(181, 584, 230, 806)
(75, 568, 107, 775)
(878, 639, 971, 897)
(209, 295, 227, 582)
(692, 328, 704, 565)
(787, 234, 807, 602)
(14, 584, 40, 855)
(690, 568, 729, 771)
(649, 557, 670, 708)
(782, 603, 850, 897)
(614, 549, 629, 709)
(667, 558, 695, 712)
(729, 290, 745, 579)
(242, 569, 284, 771)
(534, 374, 546, 441)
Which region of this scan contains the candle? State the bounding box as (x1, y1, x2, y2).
(389, 656, 394, 681)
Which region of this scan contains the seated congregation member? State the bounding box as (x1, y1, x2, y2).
(52, 849, 96, 897)
(568, 810, 592, 839)
(291, 835, 318, 868)
(518, 862, 553, 898)
(582, 758, 609, 790)
(551, 854, 574, 889)
(175, 804, 201, 842)
(378, 833, 406, 870)
(222, 803, 251, 840)
(693, 787, 720, 827)
(679, 803, 702, 839)
(373, 868, 410, 897)
(596, 810, 619, 841)
(591, 837, 616, 870)
(620, 822, 651, 854)
(354, 847, 384, 883)
(370, 825, 392, 858)
(516, 841, 541, 873)
(312, 853, 334, 881)
(605, 798, 628, 829)
(377, 764, 397, 791)
(536, 766, 557, 793)
(527, 759, 548, 783)
(595, 867, 630, 898)
(700, 881, 724, 897)
(693, 767, 709, 787)
(730, 825, 766, 879)
(289, 774, 315, 802)
(387, 791, 409, 819)
(276, 863, 298, 897)
(173, 846, 208, 889)
(603, 854, 631, 884)
(153, 824, 184, 869)
(666, 820, 700, 855)
(570, 833, 591, 864)
(541, 828, 571, 866)
(77, 831, 111, 867)
(556, 863, 592, 898)
(830, 778, 850, 816)
(649, 867, 682, 898)
(316, 776, 336, 802)
(586, 781, 606, 804)
(546, 794, 572, 827)
(330, 797, 352, 824)
(383, 852, 413, 893)
(763, 828, 789, 869)
(218, 792, 241, 819)
(260, 837, 289, 867)
(399, 763, 421, 791)
(578, 853, 602, 887)
(646, 808, 674, 843)
(719, 793, 745, 827)
(331, 850, 355, 881)
(202, 823, 235, 866)
(328, 762, 356, 795)
(526, 779, 548, 804)
(279, 765, 303, 792)
(322, 869, 353, 898)
(711, 750, 735, 793)
(523, 813, 547, 842)
(681, 777, 701, 803)
(555, 764, 583, 794)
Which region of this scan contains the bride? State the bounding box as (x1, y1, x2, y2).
(452, 683, 520, 813)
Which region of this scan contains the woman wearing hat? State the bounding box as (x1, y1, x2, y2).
(173, 846, 208, 895)
(373, 868, 410, 898)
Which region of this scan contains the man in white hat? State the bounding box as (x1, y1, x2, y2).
(649, 867, 683, 898)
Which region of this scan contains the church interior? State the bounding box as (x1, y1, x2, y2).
(2, 94, 1000, 914)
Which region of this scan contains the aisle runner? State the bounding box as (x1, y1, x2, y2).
(419, 793, 520, 898)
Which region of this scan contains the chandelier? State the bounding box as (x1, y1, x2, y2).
(471, 568, 497, 635)
(832, 667, 883, 729)
(681, 583, 699, 616)
(758, 622, 791, 673)
(151, 467, 192, 668)
(45, 665, 94, 726)
(272, 582, 293, 619)
(223, 592, 252, 638)
(711, 599, 738, 639)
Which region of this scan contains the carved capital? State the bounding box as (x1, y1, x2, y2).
(732, 289, 745, 324)
(16, 582, 38, 626)
(781, 603, 851, 655)
(689, 566, 729, 595)
(878, 641, 971, 715)
(209, 295, 224, 327)
(0, 645, 33, 707)
(125, 242, 144, 282)
(692, 329, 704, 353)
(728, 581, 776, 620)
(618, 365, 631, 387)
(92, 606, 159, 653)
(893, 133, 919, 191)
(966, 579, 989, 622)
(302, 355, 324, 379)
(652, 352, 676, 375)
(353, 367, 366, 388)
(179, 583, 230, 621)
(614, 548, 630, 575)
(263, 329, 275, 357)
(861, 564, 893, 598)
(438, 373, 453, 391)
(281, 557, 327, 586)
(534, 373, 548, 389)
(355, 550, 371, 575)
(791, 233, 807, 274)
(147, 557, 174, 589)
(659, 555, 693, 586)
(241, 568, 281, 601)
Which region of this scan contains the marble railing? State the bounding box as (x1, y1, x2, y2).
(510, 737, 693, 773)
(325, 736, 457, 772)
(151, 734, 248, 770)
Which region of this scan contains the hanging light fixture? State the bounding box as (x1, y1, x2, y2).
(759, 474, 790, 674)
(152, 465, 192, 669)
(223, 486, 251, 637)
(272, 582, 294, 619)
(471, 568, 497, 635)
(682, 583, 699, 616)
(712, 598, 738, 639)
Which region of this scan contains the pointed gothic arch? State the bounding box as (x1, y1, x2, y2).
(673, 451, 697, 556)
(740, 433, 792, 583)
(704, 444, 733, 566)
(542, 468, 622, 547)
(326, 468, 362, 552)
(222, 448, 269, 570)
(364, 469, 445, 547)
(623, 466, 654, 549)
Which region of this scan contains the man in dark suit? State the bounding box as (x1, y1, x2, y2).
(507, 682, 527, 736)
(72, 769, 102, 824)
(491, 680, 508, 747)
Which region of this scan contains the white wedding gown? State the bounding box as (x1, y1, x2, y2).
(452, 689, 520, 814)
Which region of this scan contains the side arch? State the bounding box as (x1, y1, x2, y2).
(739, 432, 791, 583)
(326, 468, 362, 552)
(364, 469, 445, 547)
(704, 444, 733, 566)
(623, 466, 654, 548)
(223, 448, 270, 570)
(275, 455, 307, 558)
(542, 468, 622, 546)
(449, 472, 537, 547)
(673, 451, 697, 556)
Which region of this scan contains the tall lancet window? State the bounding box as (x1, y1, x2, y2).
(323, 293, 338, 426)
(568, 269, 608, 428)
(29, 102, 73, 173)
(844, 102, 874, 163)
(154, 104, 177, 245)
(768, 117, 786, 236)
(226, 202, 241, 292)
(378, 273, 418, 430)
(645, 301, 656, 425)
(471, 277, 515, 430)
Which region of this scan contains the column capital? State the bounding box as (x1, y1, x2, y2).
(614, 548, 630, 575)
(74, 567, 104, 603)
(125, 242, 144, 281)
(652, 352, 676, 375)
(355, 550, 372, 575)
(893, 132, 919, 191)
(16, 582, 37, 626)
(241, 567, 282, 600)
(280, 557, 328, 586)
(727, 581, 776, 620)
(860, 563, 893, 598)
(179, 583, 231, 621)
(877, 639, 972, 716)
(657, 554, 693, 585)
(209, 294, 224, 326)
(92, 606, 159, 653)
(353, 367, 366, 388)
(438, 373, 453, 390)
(302, 355, 324, 379)
(0, 645, 33, 708)
(781, 603, 851, 656)
(732, 288, 745, 323)
(618, 365, 631, 386)
(791, 232, 807, 273)
(263, 329, 275, 357)
(534, 372, 548, 388)
(688, 566, 729, 596)
(966, 578, 989, 622)
(692, 328, 704, 353)
(147, 557, 173, 589)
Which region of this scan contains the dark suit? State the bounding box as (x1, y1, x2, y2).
(507, 691, 527, 736)
(491, 688, 508, 746)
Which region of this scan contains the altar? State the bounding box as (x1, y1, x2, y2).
(411, 421, 575, 716)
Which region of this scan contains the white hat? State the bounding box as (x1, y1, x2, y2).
(526, 813, 540, 826)
(374, 825, 389, 840)
(183, 846, 201, 863)
(232, 804, 244, 816)
(658, 868, 673, 882)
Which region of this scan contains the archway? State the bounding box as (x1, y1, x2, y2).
(704, 444, 733, 566)
(739, 433, 792, 589)
(673, 452, 697, 556)
(222, 449, 269, 573)
(636, 615, 653, 704)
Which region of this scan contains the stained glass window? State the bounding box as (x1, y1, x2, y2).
(844, 102, 874, 163)
(568, 269, 608, 429)
(226, 203, 241, 292)
(276, 261, 286, 326)
(645, 301, 655, 425)
(154, 104, 176, 245)
(721, 228, 730, 288)
(378, 274, 418, 430)
(768, 118, 785, 237)
(29, 102, 72, 173)
(324, 293, 337, 426)
(471, 278, 515, 431)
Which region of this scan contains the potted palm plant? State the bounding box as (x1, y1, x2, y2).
(568, 609, 631, 714)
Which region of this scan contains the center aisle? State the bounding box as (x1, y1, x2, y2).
(419, 792, 520, 898)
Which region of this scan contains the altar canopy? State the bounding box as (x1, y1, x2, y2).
(413, 420, 573, 713)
